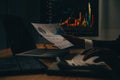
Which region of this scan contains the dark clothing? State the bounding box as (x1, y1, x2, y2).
(62, 34, 120, 76)
(93, 40, 120, 56)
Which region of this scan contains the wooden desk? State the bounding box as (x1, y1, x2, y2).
(0, 74, 105, 80)
(0, 48, 107, 80)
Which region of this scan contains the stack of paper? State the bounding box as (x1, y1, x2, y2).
(32, 23, 74, 49)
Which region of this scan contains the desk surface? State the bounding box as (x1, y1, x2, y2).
(0, 48, 108, 80)
(0, 74, 105, 80)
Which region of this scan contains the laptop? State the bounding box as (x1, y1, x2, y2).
(0, 56, 47, 76)
(16, 49, 69, 59)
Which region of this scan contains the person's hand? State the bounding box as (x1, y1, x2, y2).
(81, 48, 114, 63)
(62, 34, 85, 48)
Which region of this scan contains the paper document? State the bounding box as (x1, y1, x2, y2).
(32, 23, 74, 49)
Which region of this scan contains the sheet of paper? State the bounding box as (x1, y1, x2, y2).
(32, 23, 74, 49)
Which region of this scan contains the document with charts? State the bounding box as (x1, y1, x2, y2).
(32, 23, 74, 49)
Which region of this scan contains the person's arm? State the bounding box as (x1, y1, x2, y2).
(62, 34, 116, 49)
(93, 40, 116, 48)
(62, 34, 85, 48)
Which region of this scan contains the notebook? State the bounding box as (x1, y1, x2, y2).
(47, 62, 112, 78)
(47, 51, 113, 78)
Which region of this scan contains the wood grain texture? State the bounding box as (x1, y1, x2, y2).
(0, 74, 104, 80)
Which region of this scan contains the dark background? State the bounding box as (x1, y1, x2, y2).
(0, 0, 120, 53)
(0, 0, 43, 53)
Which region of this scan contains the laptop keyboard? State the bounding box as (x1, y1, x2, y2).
(0, 56, 47, 76)
(16, 56, 45, 70)
(0, 57, 20, 71)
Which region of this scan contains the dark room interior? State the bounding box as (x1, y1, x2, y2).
(0, 0, 120, 80)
